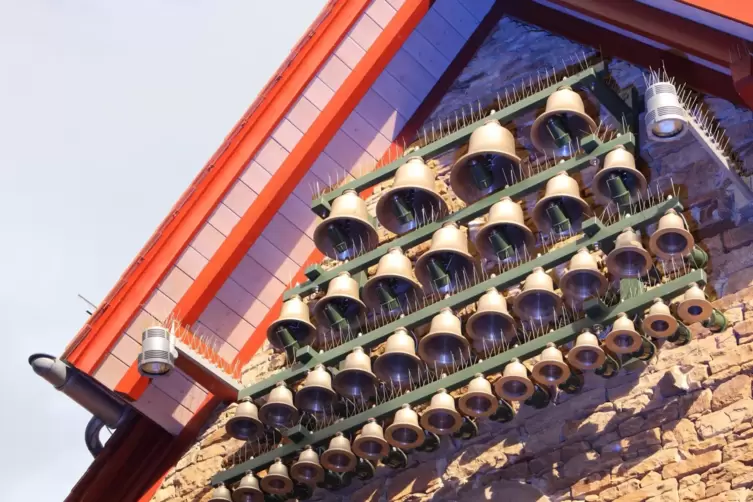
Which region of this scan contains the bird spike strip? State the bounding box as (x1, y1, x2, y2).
(311, 61, 633, 218)
(287, 131, 635, 302)
(241, 192, 681, 403)
(214, 267, 706, 485)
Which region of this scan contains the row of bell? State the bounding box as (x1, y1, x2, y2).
(270, 214, 696, 350)
(314, 88, 642, 261)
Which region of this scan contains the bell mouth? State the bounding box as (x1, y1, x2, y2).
(374, 353, 420, 390)
(495, 376, 534, 401)
(314, 296, 366, 329)
(467, 311, 515, 342)
(333, 369, 377, 400)
(362, 275, 422, 314)
(418, 332, 470, 367)
(533, 362, 570, 385)
(450, 151, 521, 204)
(313, 217, 378, 261)
(593, 168, 647, 206)
(643, 314, 678, 338)
(226, 416, 263, 441)
(415, 250, 475, 296)
(422, 410, 462, 435)
(567, 346, 605, 370)
(513, 290, 563, 323)
(650, 228, 693, 259)
(268, 318, 316, 350)
(261, 476, 293, 495)
(322, 450, 356, 472)
(385, 424, 424, 449)
(606, 331, 642, 354)
(561, 269, 607, 301)
(353, 437, 389, 460)
(259, 403, 299, 429)
(678, 300, 712, 324)
(476, 222, 535, 263)
(531, 109, 597, 154)
(606, 248, 651, 279)
(294, 387, 336, 415)
(376, 186, 448, 235)
(459, 393, 498, 417)
(292, 463, 323, 484)
(533, 195, 590, 236)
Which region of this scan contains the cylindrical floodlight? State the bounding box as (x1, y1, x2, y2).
(138, 326, 178, 377)
(645, 80, 687, 142)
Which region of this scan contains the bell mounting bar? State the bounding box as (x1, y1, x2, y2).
(242, 192, 679, 402)
(215, 268, 705, 484)
(311, 61, 631, 218)
(286, 133, 635, 301)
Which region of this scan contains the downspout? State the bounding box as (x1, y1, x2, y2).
(29, 354, 129, 457)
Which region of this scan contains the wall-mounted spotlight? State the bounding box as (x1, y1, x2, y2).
(138, 325, 178, 377)
(645, 78, 687, 141)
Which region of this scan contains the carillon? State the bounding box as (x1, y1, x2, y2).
(210, 62, 726, 500)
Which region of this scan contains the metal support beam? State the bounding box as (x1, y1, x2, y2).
(241, 194, 681, 401)
(214, 268, 705, 484)
(288, 133, 635, 301)
(311, 62, 608, 218)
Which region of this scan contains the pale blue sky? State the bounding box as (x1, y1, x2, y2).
(0, 0, 327, 498)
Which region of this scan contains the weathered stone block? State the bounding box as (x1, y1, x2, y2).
(709, 344, 753, 374)
(612, 448, 681, 479)
(571, 471, 612, 497)
(662, 450, 722, 479)
(612, 478, 678, 502)
(712, 375, 752, 410)
(696, 410, 733, 439)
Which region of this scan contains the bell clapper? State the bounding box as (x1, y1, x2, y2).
(469, 156, 494, 190)
(391, 193, 415, 225)
(594, 352, 621, 379)
(525, 382, 552, 409)
(545, 115, 573, 154)
(490, 399, 516, 423)
(545, 201, 572, 234)
(453, 417, 479, 440)
(382, 447, 408, 469)
(558, 367, 585, 394)
(702, 309, 727, 333)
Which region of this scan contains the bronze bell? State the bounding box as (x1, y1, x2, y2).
(385, 404, 425, 449)
(450, 120, 521, 203)
(232, 472, 264, 502)
(295, 364, 336, 416)
(415, 222, 476, 295)
(532, 172, 591, 236)
(267, 294, 316, 351)
(418, 307, 470, 370)
(362, 247, 423, 316)
(458, 373, 499, 418)
(209, 485, 232, 502)
(513, 267, 563, 323)
(560, 248, 607, 302)
(320, 432, 357, 473)
(466, 288, 516, 344)
(677, 283, 713, 324)
(420, 388, 462, 435)
(261, 458, 293, 495)
(475, 196, 535, 263)
(291, 445, 324, 486)
(225, 398, 263, 441)
(352, 418, 390, 461)
(606, 227, 652, 278)
(494, 358, 534, 402)
(649, 209, 694, 260)
(333, 347, 377, 400)
(643, 298, 678, 338)
(531, 87, 597, 156)
(376, 156, 448, 235)
(259, 381, 299, 428)
(592, 146, 647, 207)
(373, 328, 421, 390)
(532, 343, 571, 386)
(566, 330, 606, 371)
(313, 271, 366, 330)
(314, 189, 378, 260)
(605, 312, 642, 354)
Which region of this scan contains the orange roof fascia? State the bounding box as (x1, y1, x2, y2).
(116, 0, 432, 400)
(171, 0, 432, 329)
(679, 0, 753, 28)
(64, 0, 371, 375)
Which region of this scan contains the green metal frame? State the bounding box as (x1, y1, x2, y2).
(242, 195, 681, 401)
(311, 61, 633, 218)
(213, 268, 705, 485)
(287, 133, 635, 301)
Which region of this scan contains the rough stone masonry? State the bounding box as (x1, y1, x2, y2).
(150, 18, 753, 502)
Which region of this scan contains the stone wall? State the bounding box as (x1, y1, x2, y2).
(150, 16, 753, 502)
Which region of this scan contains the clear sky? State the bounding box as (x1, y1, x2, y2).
(0, 0, 327, 498)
